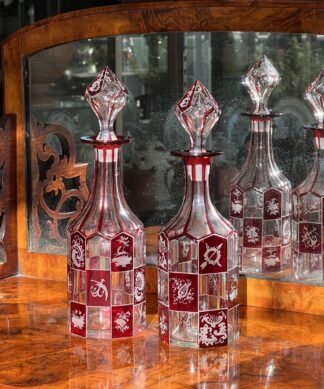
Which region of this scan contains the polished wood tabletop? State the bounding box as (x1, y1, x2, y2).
(0, 277, 323, 388)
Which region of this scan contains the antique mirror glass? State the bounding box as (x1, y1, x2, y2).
(25, 32, 324, 285)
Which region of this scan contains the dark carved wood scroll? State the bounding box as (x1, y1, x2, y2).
(0, 115, 17, 279)
(29, 119, 89, 253)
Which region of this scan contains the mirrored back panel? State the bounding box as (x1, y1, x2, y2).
(26, 32, 324, 283)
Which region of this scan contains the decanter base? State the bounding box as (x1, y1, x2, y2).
(69, 326, 146, 339)
(167, 305, 239, 348)
(241, 267, 292, 279)
(293, 253, 323, 283)
(294, 270, 323, 283)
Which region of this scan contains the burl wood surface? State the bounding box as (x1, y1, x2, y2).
(0, 277, 323, 388)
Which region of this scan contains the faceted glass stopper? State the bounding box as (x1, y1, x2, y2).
(175, 80, 221, 153)
(85, 66, 128, 141)
(243, 55, 280, 114)
(305, 69, 324, 127)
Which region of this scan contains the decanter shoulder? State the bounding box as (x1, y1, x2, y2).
(161, 202, 235, 240)
(68, 203, 144, 238)
(231, 168, 291, 193)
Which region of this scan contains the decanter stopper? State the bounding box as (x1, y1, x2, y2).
(175, 80, 221, 154)
(305, 69, 324, 127)
(243, 55, 280, 115)
(85, 66, 128, 141)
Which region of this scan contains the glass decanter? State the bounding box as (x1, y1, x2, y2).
(293, 70, 324, 281)
(67, 67, 146, 338)
(230, 55, 292, 275)
(158, 80, 239, 348)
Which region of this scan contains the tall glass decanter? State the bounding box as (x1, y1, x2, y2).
(293, 70, 324, 281)
(230, 56, 292, 275)
(67, 67, 146, 338)
(158, 80, 239, 348)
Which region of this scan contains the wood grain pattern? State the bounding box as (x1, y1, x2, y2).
(0, 277, 324, 388)
(0, 116, 17, 279)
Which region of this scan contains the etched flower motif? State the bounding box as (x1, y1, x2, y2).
(266, 198, 279, 216)
(264, 248, 280, 267)
(231, 201, 243, 215)
(116, 344, 132, 364)
(114, 311, 131, 333)
(72, 309, 85, 330)
(134, 268, 145, 303)
(283, 219, 291, 242)
(245, 225, 260, 244)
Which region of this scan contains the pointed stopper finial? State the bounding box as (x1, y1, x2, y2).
(85, 67, 128, 141)
(175, 80, 221, 154)
(243, 55, 280, 114)
(305, 69, 324, 128)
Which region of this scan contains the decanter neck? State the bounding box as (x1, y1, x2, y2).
(84, 144, 129, 234)
(312, 133, 324, 174)
(91, 145, 123, 199)
(313, 130, 324, 153)
(185, 156, 211, 184)
(183, 155, 214, 216)
(247, 116, 275, 164)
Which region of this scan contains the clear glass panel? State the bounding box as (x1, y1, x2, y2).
(26, 32, 324, 285)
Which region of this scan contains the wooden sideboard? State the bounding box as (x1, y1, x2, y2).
(2, 0, 324, 313)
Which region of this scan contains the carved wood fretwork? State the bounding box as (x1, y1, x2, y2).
(30, 119, 89, 253)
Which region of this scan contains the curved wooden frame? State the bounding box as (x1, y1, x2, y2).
(2, 0, 324, 312)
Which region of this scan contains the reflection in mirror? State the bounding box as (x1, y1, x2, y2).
(26, 32, 324, 285)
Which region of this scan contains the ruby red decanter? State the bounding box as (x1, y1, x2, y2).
(67, 67, 146, 338)
(158, 80, 239, 348)
(293, 70, 324, 281)
(230, 55, 292, 275)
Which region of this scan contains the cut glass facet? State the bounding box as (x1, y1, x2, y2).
(85, 66, 128, 141)
(243, 55, 280, 114)
(159, 81, 239, 348)
(293, 71, 324, 282)
(68, 69, 145, 338)
(305, 69, 324, 127)
(175, 80, 221, 153)
(231, 57, 292, 276)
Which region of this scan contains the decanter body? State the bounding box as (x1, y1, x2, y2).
(230, 56, 292, 275)
(293, 70, 324, 281)
(67, 68, 146, 338)
(158, 81, 239, 348)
